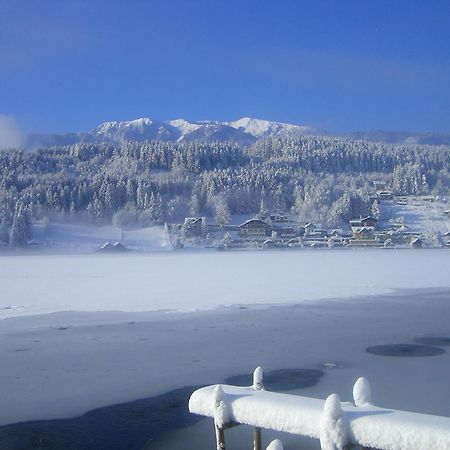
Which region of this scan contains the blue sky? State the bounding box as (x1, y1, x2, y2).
(1, 0, 450, 133)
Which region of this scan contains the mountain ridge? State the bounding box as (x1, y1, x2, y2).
(23, 117, 450, 149)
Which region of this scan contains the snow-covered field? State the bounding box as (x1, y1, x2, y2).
(1, 250, 450, 447)
(380, 197, 449, 236)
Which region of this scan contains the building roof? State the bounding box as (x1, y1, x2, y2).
(361, 216, 378, 222)
(184, 217, 203, 225)
(352, 226, 374, 234)
(99, 242, 114, 250)
(239, 219, 271, 228)
(349, 216, 378, 225)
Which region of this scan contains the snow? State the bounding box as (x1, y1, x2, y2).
(190, 385, 323, 438)
(226, 117, 318, 138)
(1, 249, 449, 319)
(189, 385, 450, 450)
(213, 385, 229, 428)
(1, 250, 450, 435)
(320, 394, 347, 450)
(353, 377, 372, 407)
(253, 366, 264, 391)
(380, 197, 449, 236)
(266, 439, 284, 450)
(168, 119, 203, 139)
(2, 284, 450, 430)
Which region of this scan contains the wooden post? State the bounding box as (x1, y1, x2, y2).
(252, 367, 264, 450)
(253, 426, 262, 450)
(213, 385, 226, 450)
(215, 423, 226, 450)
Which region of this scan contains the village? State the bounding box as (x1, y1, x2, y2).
(170, 182, 450, 251)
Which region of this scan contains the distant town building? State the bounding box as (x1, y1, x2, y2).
(302, 223, 316, 236)
(373, 180, 388, 191)
(411, 238, 423, 248)
(269, 213, 289, 224)
(351, 227, 375, 241)
(239, 219, 272, 240)
(349, 216, 378, 228)
(376, 190, 393, 201)
(97, 242, 128, 253)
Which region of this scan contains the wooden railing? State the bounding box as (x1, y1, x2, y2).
(189, 367, 450, 450)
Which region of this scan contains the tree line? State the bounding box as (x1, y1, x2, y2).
(0, 135, 449, 245)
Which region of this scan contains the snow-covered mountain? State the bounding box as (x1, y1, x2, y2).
(89, 118, 178, 143)
(225, 117, 320, 139)
(22, 116, 450, 149)
(24, 117, 321, 148)
(168, 119, 257, 145)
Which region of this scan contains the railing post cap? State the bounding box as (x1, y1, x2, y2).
(353, 377, 372, 407)
(323, 393, 342, 421)
(253, 366, 264, 390)
(266, 439, 283, 450)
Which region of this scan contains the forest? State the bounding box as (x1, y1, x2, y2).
(1, 135, 449, 245)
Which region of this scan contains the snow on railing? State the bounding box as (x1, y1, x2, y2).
(189, 367, 450, 450)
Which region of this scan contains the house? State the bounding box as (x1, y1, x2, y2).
(329, 229, 352, 239)
(389, 222, 407, 230)
(373, 180, 387, 191)
(183, 217, 205, 238)
(411, 238, 423, 248)
(276, 227, 297, 239)
(351, 227, 375, 241)
(349, 216, 378, 228)
(377, 190, 393, 201)
(239, 219, 272, 240)
(269, 213, 289, 224)
(98, 242, 114, 252)
(97, 242, 128, 253)
(398, 232, 423, 245)
(329, 229, 343, 238)
(443, 231, 450, 247)
(302, 223, 316, 236)
(348, 226, 383, 247)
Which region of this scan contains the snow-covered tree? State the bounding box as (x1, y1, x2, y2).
(9, 203, 32, 247)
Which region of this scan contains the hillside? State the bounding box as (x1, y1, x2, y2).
(1, 134, 449, 247)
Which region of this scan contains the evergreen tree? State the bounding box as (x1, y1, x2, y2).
(0, 214, 11, 244)
(10, 204, 32, 247)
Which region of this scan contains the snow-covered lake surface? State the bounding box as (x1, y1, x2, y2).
(1, 249, 449, 318)
(1, 249, 450, 449)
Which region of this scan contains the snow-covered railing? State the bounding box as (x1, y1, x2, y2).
(189, 367, 450, 450)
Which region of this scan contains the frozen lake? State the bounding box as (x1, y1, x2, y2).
(1, 249, 449, 318)
(0, 249, 450, 448)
